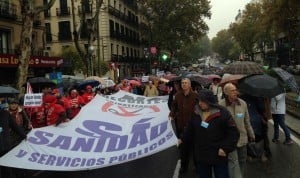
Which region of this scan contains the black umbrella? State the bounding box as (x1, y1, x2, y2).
(238, 74, 284, 98)
(77, 80, 100, 91)
(0, 86, 19, 97)
(27, 77, 56, 92)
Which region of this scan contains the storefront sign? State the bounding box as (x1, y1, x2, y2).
(0, 54, 63, 67)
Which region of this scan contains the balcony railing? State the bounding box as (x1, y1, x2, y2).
(56, 7, 70, 16)
(0, 1, 17, 20)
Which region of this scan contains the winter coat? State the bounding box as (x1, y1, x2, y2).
(182, 105, 239, 165)
(0, 109, 26, 153)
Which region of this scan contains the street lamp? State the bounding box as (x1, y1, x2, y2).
(88, 45, 95, 76)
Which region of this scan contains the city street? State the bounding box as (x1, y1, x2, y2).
(24, 117, 300, 178)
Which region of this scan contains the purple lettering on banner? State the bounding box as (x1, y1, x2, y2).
(96, 158, 105, 165)
(48, 136, 72, 150)
(29, 152, 40, 162)
(70, 138, 96, 152)
(37, 154, 48, 164)
(150, 121, 168, 140)
(149, 143, 157, 150)
(28, 130, 53, 145)
(166, 131, 174, 140)
(106, 135, 128, 152)
(70, 158, 81, 167)
(56, 157, 71, 166)
(76, 120, 122, 138)
(15, 149, 28, 158)
(146, 98, 164, 104)
(128, 118, 152, 149)
(86, 158, 96, 166)
(45, 154, 56, 165)
(109, 156, 118, 163)
(80, 158, 87, 167)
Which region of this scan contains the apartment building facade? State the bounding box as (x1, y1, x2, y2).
(45, 0, 149, 80)
(0, 0, 64, 85)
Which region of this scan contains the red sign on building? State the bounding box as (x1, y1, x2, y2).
(0, 54, 63, 67)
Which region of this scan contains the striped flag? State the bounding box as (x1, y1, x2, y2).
(26, 82, 33, 94)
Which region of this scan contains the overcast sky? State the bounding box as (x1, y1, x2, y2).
(206, 0, 252, 39)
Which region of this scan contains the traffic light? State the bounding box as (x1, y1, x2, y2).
(162, 54, 168, 61)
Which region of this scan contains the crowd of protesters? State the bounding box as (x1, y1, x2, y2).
(0, 72, 295, 178)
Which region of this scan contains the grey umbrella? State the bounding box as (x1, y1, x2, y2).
(223, 61, 264, 75)
(0, 86, 20, 97)
(272, 67, 299, 93)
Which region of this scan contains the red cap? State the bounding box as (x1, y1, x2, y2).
(52, 88, 60, 94)
(86, 85, 92, 89)
(43, 95, 57, 103)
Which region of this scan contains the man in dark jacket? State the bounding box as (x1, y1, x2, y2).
(179, 89, 239, 178)
(0, 107, 27, 178)
(169, 78, 198, 174)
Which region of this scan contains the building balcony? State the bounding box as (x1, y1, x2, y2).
(0, 1, 17, 20)
(56, 7, 70, 16)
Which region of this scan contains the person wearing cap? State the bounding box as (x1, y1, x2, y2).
(67, 89, 85, 119)
(7, 99, 32, 147)
(144, 81, 158, 97)
(52, 88, 72, 119)
(43, 95, 67, 126)
(169, 78, 198, 174)
(82, 85, 95, 104)
(178, 89, 239, 178)
(219, 83, 255, 178)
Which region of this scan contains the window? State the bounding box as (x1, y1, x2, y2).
(58, 21, 71, 40)
(0, 29, 10, 54)
(111, 43, 114, 54)
(109, 20, 114, 37)
(45, 23, 52, 42)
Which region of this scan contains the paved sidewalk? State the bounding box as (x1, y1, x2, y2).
(285, 113, 300, 135)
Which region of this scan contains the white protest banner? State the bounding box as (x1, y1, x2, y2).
(141, 76, 149, 82)
(0, 91, 177, 171)
(23, 93, 43, 107)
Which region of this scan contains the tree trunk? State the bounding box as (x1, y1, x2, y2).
(16, 1, 34, 90)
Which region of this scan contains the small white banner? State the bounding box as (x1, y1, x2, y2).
(23, 93, 43, 107)
(0, 91, 177, 171)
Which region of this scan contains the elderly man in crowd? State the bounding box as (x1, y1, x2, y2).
(219, 83, 255, 178)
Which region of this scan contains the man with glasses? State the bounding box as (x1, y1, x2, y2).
(219, 83, 255, 178)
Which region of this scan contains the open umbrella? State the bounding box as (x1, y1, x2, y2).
(130, 80, 141, 86)
(84, 76, 106, 84)
(220, 74, 245, 87)
(189, 76, 212, 88)
(27, 77, 56, 92)
(238, 74, 284, 98)
(0, 86, 20, 97)
(272, 67, 299, 93)
(77, 80, 100, 91)
(223, 61, 264, 75)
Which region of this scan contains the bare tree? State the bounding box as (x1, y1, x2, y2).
(71, 0, 103, 76)
(17, 0, 56, 90)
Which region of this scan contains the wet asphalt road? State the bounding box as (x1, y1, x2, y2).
(20, 122, 300, 178)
